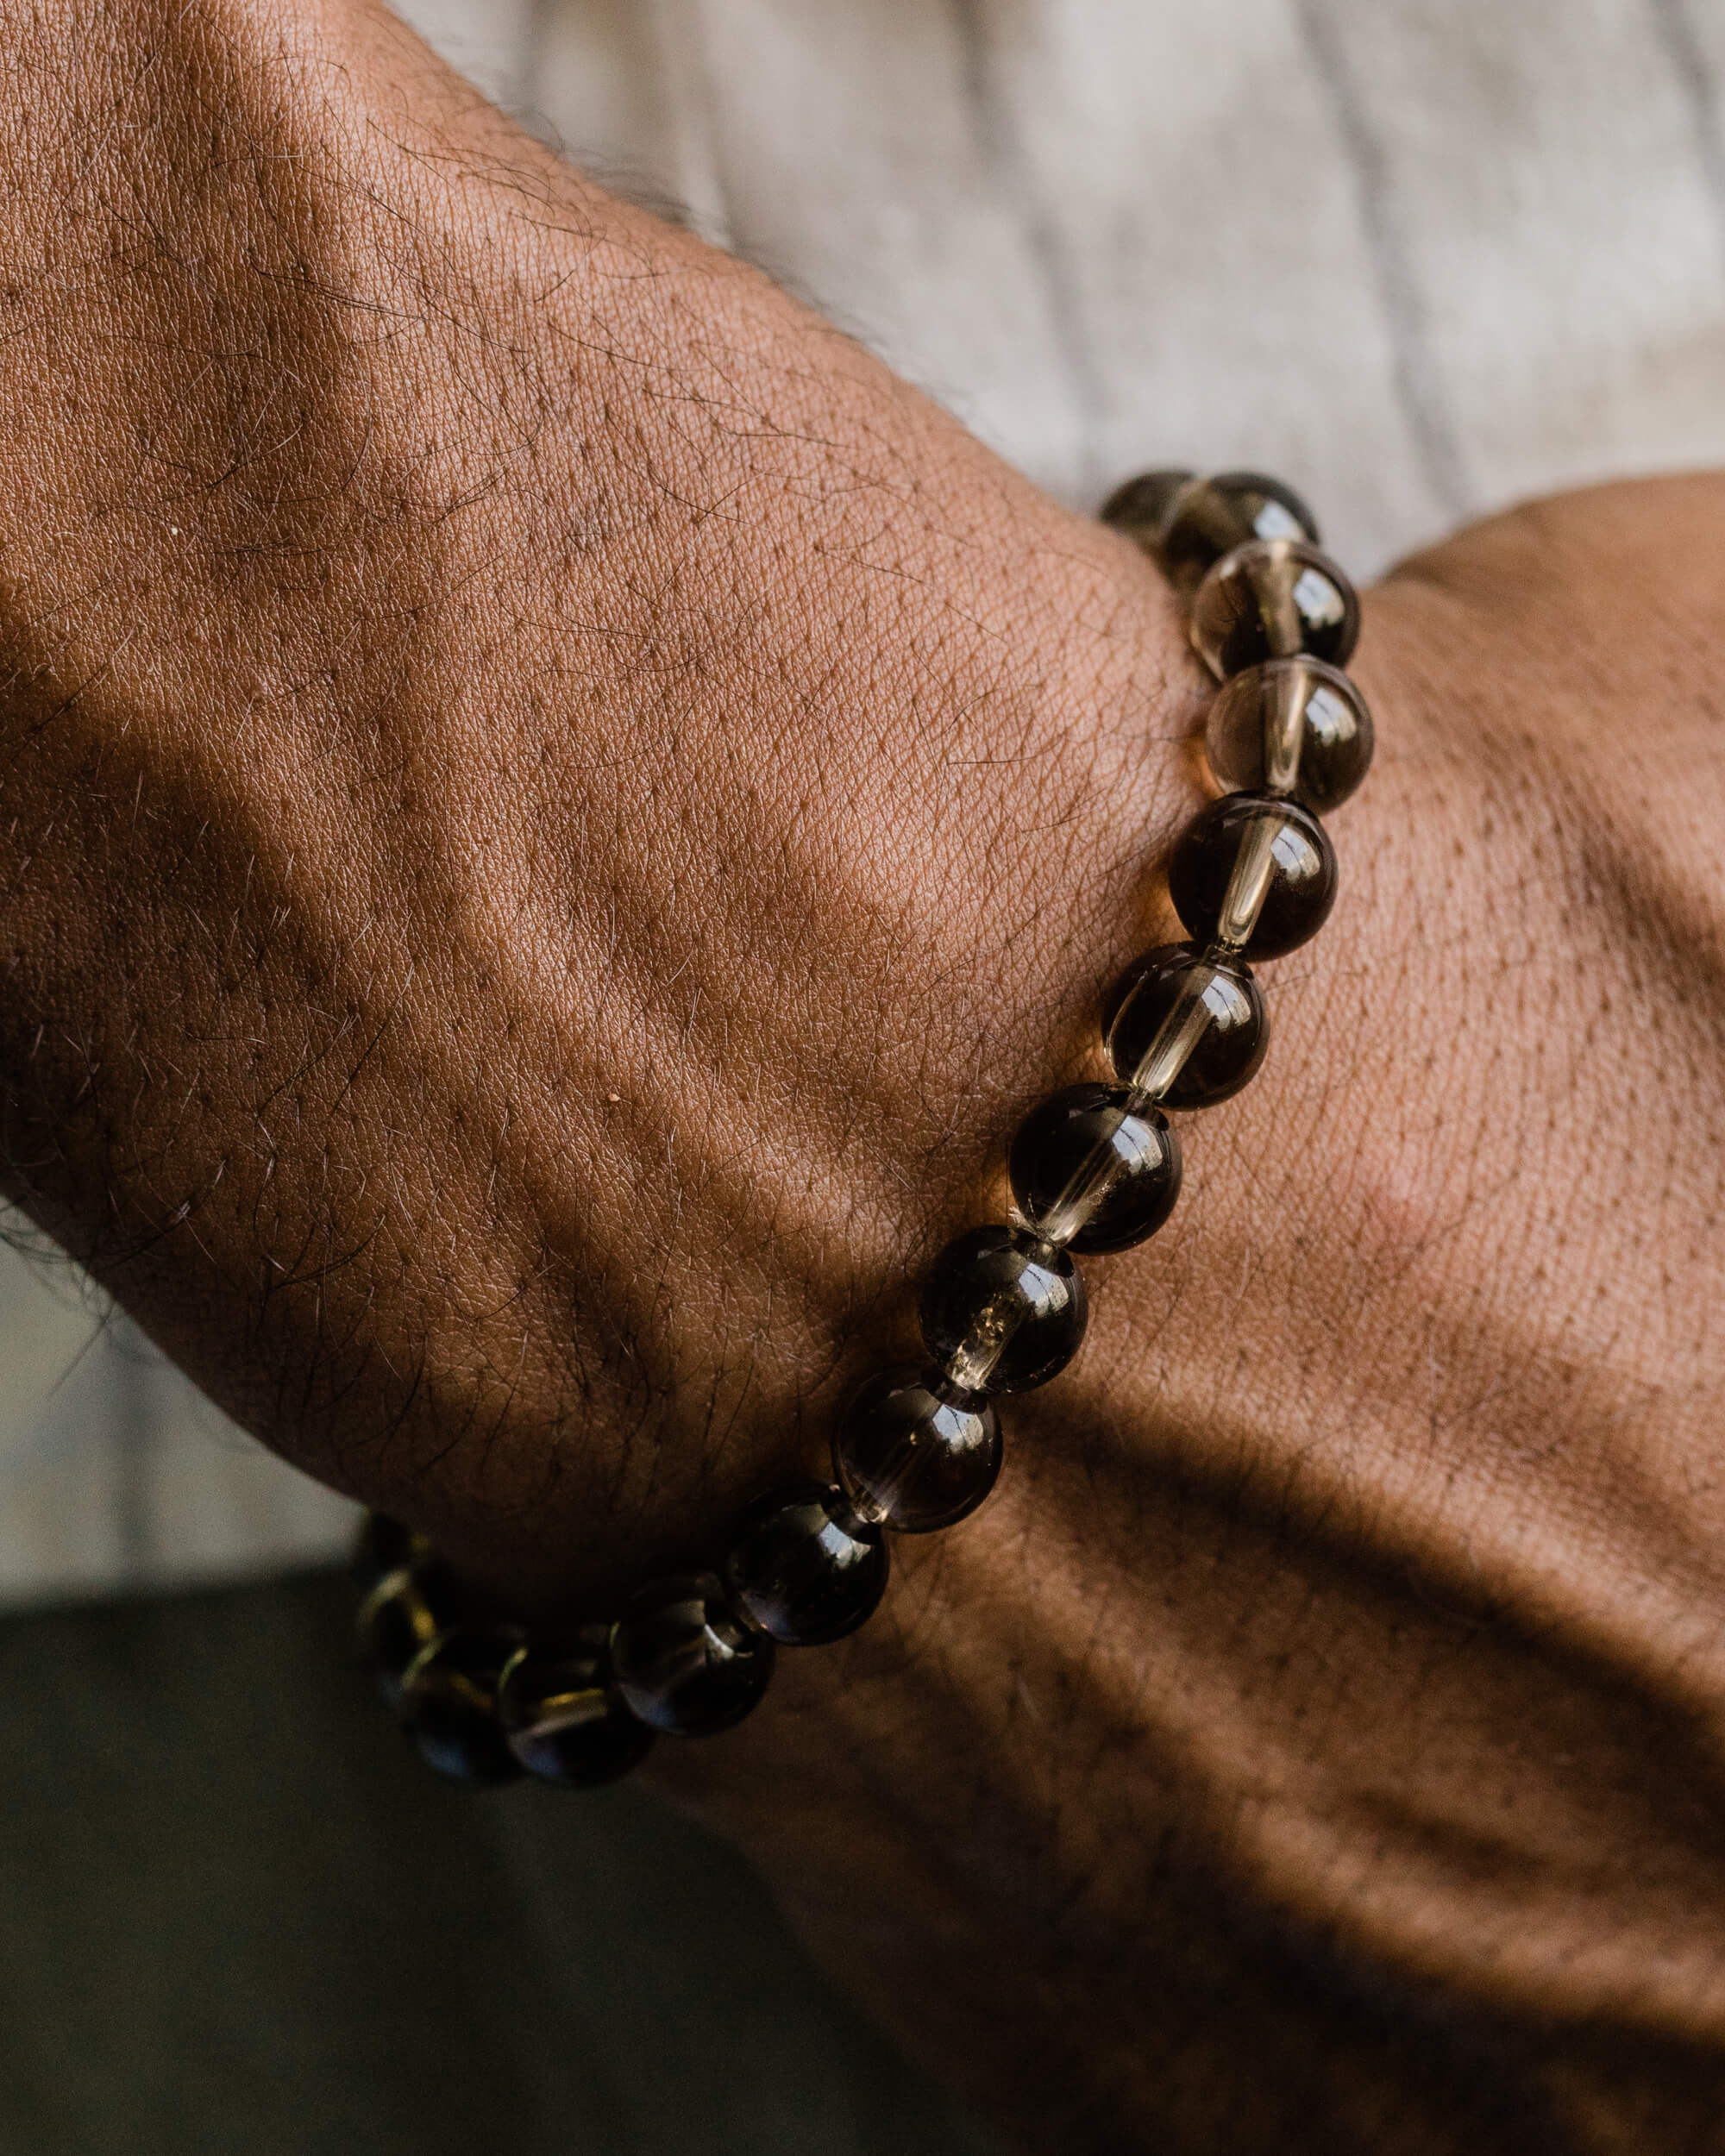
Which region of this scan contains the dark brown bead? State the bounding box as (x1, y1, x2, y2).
(724, 1482, 889, 1645)
(496, 1634, 655, 1789)
(1203, 656, 1374, 814)
(1103, 943, 1269, 1108)
(1189, 538, 1359, 679)
(1098, 467, 1194, 554)
(1008, 1081, 1182, 1253)
(355, 1562, 463, 1713)
(352, 1511, 430, 1596)
(1158, 471, 1320, 591)
(611, 1573, 775, 1737)
(833, 1368, 1002, 1534)
(1169, 793, 1338, 961)
(398, 1628, 524, 1788)
(920, 1224, 1087, 1394)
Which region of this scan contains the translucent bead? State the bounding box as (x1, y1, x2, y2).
(1103, 943, 1268, 1109)
(611, 1573, 775, 1737)
(398, 1628, 524, 1787)
(1204, 656, 1373, 814)
(1157, 471, 1320, 592)
(723, 1482, 889, 1645)
(1008, 1081, 1182, 1253)
(1098, 467, 1194, 553)
(1190, 538, 1359, 680)
(833, 1367, 1001, 1534)
(496, 1633, 655, 1788)
(352, 1511, 430, 1596)
(1169, 793, 1338, 960)
(919, 1224, 1087, 1395)
(355, 1561, 462, 1713)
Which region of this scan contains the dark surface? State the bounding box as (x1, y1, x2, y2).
(723, 1482, 889, 1645)
(0, 1565, 1000, 2156)
(1096, 465, 1193, 549)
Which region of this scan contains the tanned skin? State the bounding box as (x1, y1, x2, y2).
(2, 5, 1723, 2149)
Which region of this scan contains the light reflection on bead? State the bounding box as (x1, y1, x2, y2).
(1190, 537, 1359, 680)
(724, 1482, 889, 1645)
(356, 1562, 462, 1713)
(920, 1224, 1087, 1394)
(1170, 793, 1338, 960)
(496, 1633, 655, 1788)
(1158, 470, 1320, 592)
(1009, 1082, 1181, 1253)
(1104, 943, 1268, 1109)
(353, 1512, 431, 1596)
(612, 1573, 775, 1737)
(833, 1368, 1002, 1534)
(399, 1628, 524, 1787)
(1204, 656, 1373, 813)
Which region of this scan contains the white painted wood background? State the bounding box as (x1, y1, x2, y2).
(2, 0, 1720, 1602)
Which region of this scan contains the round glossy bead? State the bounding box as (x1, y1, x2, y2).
(611, 1572, 775, 1737)
(1189, 537, 1359, 680)
(1157, 471, 1320, 591)
(1204, 657, 1373, 814)
(496, 1633, 656, 1789)
(356, 1562, 463, 1712)
(724, 1482, 889, 1646)
(833, 1367, 1002, 1533)
(1008, 1081, 1182, 1254)
(1098, 467, 1194, 552)
(919, 1224, 1087, 1395)
(1103, 943, 1268, 1109)
(352, 1512, 430, 1595)
(1169, 793, 1338, 961)
(398, 1628, 524, 1787)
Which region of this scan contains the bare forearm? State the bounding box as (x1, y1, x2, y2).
(0, 0, 1185, 1600)
(5, 9, 1725, 2153)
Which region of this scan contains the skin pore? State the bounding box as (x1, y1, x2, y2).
(3, 3, 1724, 2150)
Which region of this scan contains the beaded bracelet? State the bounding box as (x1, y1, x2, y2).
(354, 467, 1372, 1789)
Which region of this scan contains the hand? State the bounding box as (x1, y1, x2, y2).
(666, 476, 1725, 2153)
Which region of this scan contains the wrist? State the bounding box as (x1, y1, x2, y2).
(0, 0, 1199, 1613)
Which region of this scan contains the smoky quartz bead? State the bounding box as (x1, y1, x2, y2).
(1157, 471, 1320, 592)
(1098, 467, 1194, 552)
(1008, 1081, 1182, 1253)
(1204, 656, 1373, 814)
(920, 1223, 1087, 1395)
(1170, 792, 1338, 961)
(724, 1482, 889, 1645)
(1189, 538, 1359, 680)
(612, 1572, 775, 1737)
(356, 1560, 464, 1712)
(353, 1512, 430, 1596)
(496, 1633, 655, 1788)
(833, 1367, 1001, 1534)
(1103, 942, 1268, 1109)
(398, 1628, 524, 1787)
